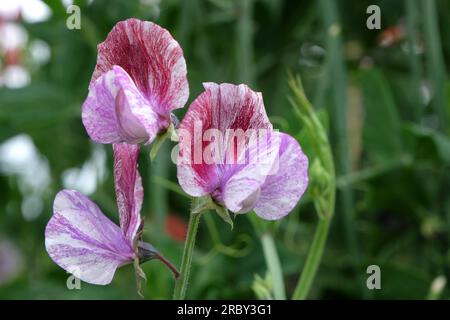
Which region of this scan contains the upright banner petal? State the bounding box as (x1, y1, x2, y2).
(177, 83, 272, 198)
(91, 19, 189, 116)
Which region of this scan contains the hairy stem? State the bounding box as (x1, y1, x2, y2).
(173, 211, 202, 300)
(405, 0, 424, 121)
(289, 74, 336, 300)
(422, 0, 447, 131)
(155, 253, 180, 279)
(292, 218, 331, 299)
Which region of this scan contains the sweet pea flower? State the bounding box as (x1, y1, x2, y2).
(45, 143, 178, 285)
(82, 19, 188, 145)
(176, 83, 309, 220)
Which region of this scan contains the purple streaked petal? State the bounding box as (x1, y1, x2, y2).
(91, 19, 189, 116)
(113, 143, 143, 243)
(115, 89, 149, 144)
(221, 131, 281, 213)
(45, 190, 135, 285)
(82, 66, 159, 145)
(177, 83, 272, 197)
(254, 132, 309, 220)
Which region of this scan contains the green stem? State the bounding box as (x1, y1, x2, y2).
(292, 218, 331, 299)
(422, 0, 447, 131)
(405, 0, 424, 122)
(173, 211, 202, 300)
(289, 75, 336, 300)
(236, 0, 254, 86)
(261, 233, 286, 300)
(319, 0, 365, 296)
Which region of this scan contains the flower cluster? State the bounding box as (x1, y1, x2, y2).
(45, 19, 309, 288)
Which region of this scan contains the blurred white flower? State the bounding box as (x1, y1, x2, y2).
(0, 134, 51, 219)
(61, 0, 74, 7)
(1, 65, 30, 88)
(0, 0, 51, 23)
(62, 145, 107, 195)
(29, 39, 51, 66)
(0, 22, 28, 52)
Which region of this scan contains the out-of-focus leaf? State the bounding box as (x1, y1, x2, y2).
(403, 123, 450, 163)
(0, 83, 76, 132)
(357, 69, 403, 163)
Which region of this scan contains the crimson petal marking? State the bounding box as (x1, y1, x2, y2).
(177, 90, 217, 196)
(202, 82, 272, 133)
(177, 82, 273, 197)
(254, 132, 309, 220)
(113, 143, 143, 243)
(82, 66, 159, 144)
(45, 190, 135, 285)
(91, 18, 188, 116)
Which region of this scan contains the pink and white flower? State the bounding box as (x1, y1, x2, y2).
(82, 19, 189, 145)
(45, 143, 177, 285)
(176, 83, 309, 220)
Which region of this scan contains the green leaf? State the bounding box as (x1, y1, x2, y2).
(215, 207, 234, 230)
(404, 123, 450, 163)
(357, 69, 403, 163)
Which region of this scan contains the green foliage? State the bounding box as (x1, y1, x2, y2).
(357, 69, 403, 163)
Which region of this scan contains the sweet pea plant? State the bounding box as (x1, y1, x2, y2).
(45, 19, 335, 300)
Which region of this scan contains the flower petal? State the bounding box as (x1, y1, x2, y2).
(177, 83, 272, 197)
(254, 132, 309, 220)
(45, 190, 135, 285)
(113, 143, 143, 243)
(91, 18, 189, 116)
(82, 65, 159, 144)
(201, 82, 272, 132)
(221, 130, 281, 213)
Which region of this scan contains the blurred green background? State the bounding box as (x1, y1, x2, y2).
(0, 0, 450, 299)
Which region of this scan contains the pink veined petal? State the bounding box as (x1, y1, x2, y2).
(177, 82, 272, 197)
(177, 90, 216, 197)
(45, 190, 135, 285)
(254, 132, 309, 220)
(91, 18, 189, 117)
(113, 143, 143, 243)
(82, 65, 160, 145)
(221, 130, 281, 213)
(202, 83, 272, 132)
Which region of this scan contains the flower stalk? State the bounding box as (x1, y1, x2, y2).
(288, 74, 336, 300)
(155, 253, 180, 279)
(173, 210, 202, 300)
